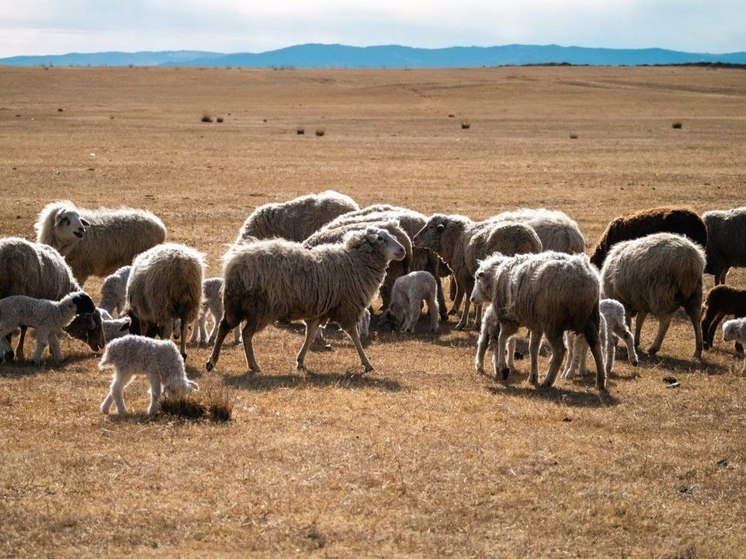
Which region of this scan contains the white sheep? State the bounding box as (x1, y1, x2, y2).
(126, 243, 205, 359)
(35, 201, 167, 285)
(99, 265, 131, 316)
(562, 298, 639, 379)
(99, 335, 199, 417)
(722, 318, 746, 371)
(0, 237, 104, 357)
(702, 207, 746, 285)
(488, 208, 585, 254)
(382, 271, 440, 333)
(189, 277, 241, 345)
(0, 291, 96, 365)
(471, 251, 606, 390)
(413, 214, 542, 329)
(206, 227, 406, 374)
(234, 190, 359, 244)
(600, 232, 705, 359)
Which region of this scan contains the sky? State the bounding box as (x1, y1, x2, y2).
(0, 0, 743, 58)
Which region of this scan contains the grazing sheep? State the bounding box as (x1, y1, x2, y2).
(0, 237, 104, 357)
(304, 220, 413, 311)
(35, 200, 166, 284)
(701, 285, 746, 354)
(488, 208, 585, 254)
(590, 206, 707, 268)
(126, 243, 205, 360)
(722, 318, 746, 371)
(234, 190, 359, 244)
(471, 251, 606, 390)
(702, 207, 746, 284)
(600, 232, 705, 359)
(563, 299, 639, 379)
(66, 308, 131, 346)
(206, 227, 406, 374)
(0, 291, 96, 365)
(99, 265, 131, 316)
(321, 204, 448, 319)
(189, 277, 241, 345)
(381, 271, 440, 333)
(413, 214, 542, 329)
(99, 335, 199, 417)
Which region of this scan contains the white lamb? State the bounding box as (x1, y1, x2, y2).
(189, 277, 241, 345)
(0, 291, 96, 365)
(382, 271, 440, 333)
(99, 335, 199, 417)
(562, 299, 639, 379)
(99, 265, 131, 316)
(722, 318, 746, 371)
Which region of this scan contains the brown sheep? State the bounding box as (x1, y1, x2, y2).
(701, 285, 746, 354)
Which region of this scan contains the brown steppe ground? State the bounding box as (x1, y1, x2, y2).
(0, 66, 744, 558)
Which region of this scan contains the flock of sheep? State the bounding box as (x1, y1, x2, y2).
(1, 193, 744, 417)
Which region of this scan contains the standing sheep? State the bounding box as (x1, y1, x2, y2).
(206, 227, 405, 374)
(126, 243, 205, 360)
(381, 271, 440, 333)
(413, 214, 542, 329)
(0, 291, 96, 365)
(0, 237, 104, 357)
(471, 251, 606, 390)
(702, 207, 746, 284)
(722, 319, 746, 371)
(701, 285, 746, 354)
(600, 233, 705, 359)
(99, 265, 131, 316)
(99, 335, 199, 417)
(234, 190, 359, 244)
(35, 201, 166, 285)
(488, 208, 585, 254)
(189, 277, 241, 345)
(590, 206, 707, 268)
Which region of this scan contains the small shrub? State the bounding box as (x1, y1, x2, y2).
(216, 117, 224, 123)
(201, 114, 213, 123)
(672, 122, 683, 129)
(461, 121, 471, 130)
(448, 114, 455, 118)
(297, 127, 305, 135)
(315, 129, 325, 137)
(569, 132, 578, 139)
(57, 108, 63, 112)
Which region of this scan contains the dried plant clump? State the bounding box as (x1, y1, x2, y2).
(201, 114, 213, 123)
(672, 122, 683, 129)
(315, 129, 325, 137)
(461, 121, 471, 130)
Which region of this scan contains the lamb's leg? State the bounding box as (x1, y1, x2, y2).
(647, 314, 672, 356)
(15, 326, 27, 360)
(540, 333, 567, 389)
(577, 336, 590, 377)
(205, 317, 234, 372)
(346, 325, 374, 373)
(100, 391, 115, 414)
(147, 378, 161, 417)
(495, 323, 519, 380)
(472, 303, 483, 331)
(634, 310, 648, 349)
(296, 319, 322, 371)
(614, 324, 638, 367)
(475, 319, 491, 375)
(528, 329, 543, 385)
(562, 332, 578, 379)
(685, 303, 704, 360)
(405, 297, 420, 333)
(427, 292, 440, 333)
(48, 333, 63, 362)
(0, 334, 13, 362)
(105, 370, 132, 416)
(31, 330, 47, 366)
(701, 308, 720, 350)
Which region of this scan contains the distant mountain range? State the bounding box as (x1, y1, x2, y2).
(2, 43, 745, 68)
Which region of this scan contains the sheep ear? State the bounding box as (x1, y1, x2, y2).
(55, 210, 69, 227)
(80, 218, 91, 228)
(119, 320, 130, 332)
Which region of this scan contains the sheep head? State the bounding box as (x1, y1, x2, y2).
(54, 207, 90, 242)
(64, 308, 106, 352)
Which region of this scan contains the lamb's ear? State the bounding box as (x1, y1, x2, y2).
(119, 320, 131, 332)
(80, 218, 91, 229)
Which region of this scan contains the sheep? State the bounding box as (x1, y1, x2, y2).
(305, 220, 413, 311)
(381, 271, 440, 333)
(723, 319, 746, 371)
(562, 298, 639, 379)
(488, 208, 585, 254)
(99, 265, 131, 316)
(66, 307, 131, 347)
(702, 207, 746, 284)
(35, 200, 167, 285)
(234, 190, 359, 245)
(0, 291, 96, 365)
(0, 236, 104, 357)
(471, 251, 606, 390)
(206, 227, 406, 374)
(600, 232, 705, 359)
(189, 277, 241, 345)
(590, 206, 707, 268)
(99, 335, 199, 417)
(320, 204, 448, 319)
(126, 243, 205, 360)
(412, 214, 542, 329)
(701, 285, 746, 354)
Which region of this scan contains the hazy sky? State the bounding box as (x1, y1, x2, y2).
(0, 0, 743, 57)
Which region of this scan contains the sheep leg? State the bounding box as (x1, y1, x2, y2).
(111, 375, 130, 416)
(701, 309, 723, 350)
(562, 333, 578, 379)
(475, 319, 492, 375)
(427, 292, 440, 333)
(449, 281, 463, 315)
(346, 326, 374, 373)
(296, 319, 322, 371)
(634, 311, 648, 349)
(455, 293, 471, 331)
(240, 321, 261, 374)
(178, 314, 189, 360)
(613, 324, 639, 367)
(435, 277, 448, 321)
(540, 333, 566, 389)
(528, 329, 543, 385)
(15, 326, 27, 361)
(48, 333, 63, 362)
(0, 334, 14, 362)
(147, 378, 161, 416)
(507, 336, 517, 371)
(472, 303, 482, 331)
(685, 306, 704, 360)
(647, 314, 672, 356)
(232, 325, 242, 345)
(205, 318, 234, 372)
(495, 323, 519, 380)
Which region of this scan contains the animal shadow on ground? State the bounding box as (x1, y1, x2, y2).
(0, 350, 99, 377)
(221, 369, 404, 393)
(486, 377, 620, 408)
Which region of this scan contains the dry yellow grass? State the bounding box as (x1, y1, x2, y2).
(0, 65, 744, 558)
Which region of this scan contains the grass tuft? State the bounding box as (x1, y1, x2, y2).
(201, 114, 213, 123)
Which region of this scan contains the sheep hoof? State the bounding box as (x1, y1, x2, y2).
(454, 323, 466, 331)
(500, 367, 510, 381)
(648, 347, 659, 357)
(363, 364, 375, 373)
(296, 362, 306, 371)
(31, 359, 41, 367)
(631, 359, 639, 367)
(205, 360, 214, 372)
(513, 351, 524, 360)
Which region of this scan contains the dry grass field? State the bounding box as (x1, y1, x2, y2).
(0, 65, 744, 558)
